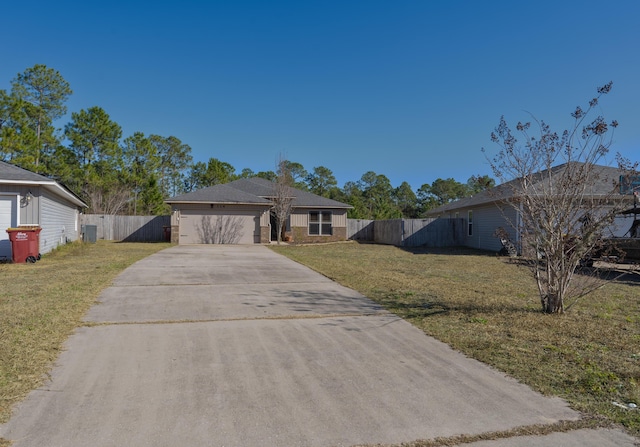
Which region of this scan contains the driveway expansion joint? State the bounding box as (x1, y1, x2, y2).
(83, 311, 391, 327)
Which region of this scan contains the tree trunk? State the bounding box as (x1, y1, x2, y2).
(542, 293, 564, 314)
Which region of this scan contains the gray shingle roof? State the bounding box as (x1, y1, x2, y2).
(166, 183, 272, 204)
(166, 177, 352, 209)
(427, 162, 629, 215)
(289, 187, 353, 208)
(0, 161, 87, 207)
(226, 178, 276, 197)
(227, 177, 352, 208)
(0, 160, 54, 183)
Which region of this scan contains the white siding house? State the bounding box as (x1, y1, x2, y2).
(0, 161, 86, 261)
(40, 193, 82, 254)
(426, 163, 634, 253)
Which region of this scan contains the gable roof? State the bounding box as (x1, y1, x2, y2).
(0, 160, 53, 183)
(0, 161, 87, 208)
(166, 177, 352, 209)
(226, 178, 277, 197)
(427, 162, 629, 216)
(166, 183, 272, 205)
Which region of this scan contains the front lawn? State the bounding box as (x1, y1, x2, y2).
(270, 242, 640, 436)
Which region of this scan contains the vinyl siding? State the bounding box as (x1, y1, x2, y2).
(0, 185, 40, 225)
(472, 205, 519, 252)
(445, 204, 518, 252)
(19, 187, 40, 225)
(39, 192, 80, 254)
(290, 209, 347, 228)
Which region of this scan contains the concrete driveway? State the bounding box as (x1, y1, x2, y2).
(1, 245, 637, 447)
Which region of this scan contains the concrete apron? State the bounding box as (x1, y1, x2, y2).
(1, 245, 636, 447)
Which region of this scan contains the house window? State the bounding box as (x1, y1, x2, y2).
(309, 211, 332, 235)
(468, 210, 473, 236)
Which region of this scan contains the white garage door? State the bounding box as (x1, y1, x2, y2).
(0, 196, 17, 260)
(179, 209, 259, 244)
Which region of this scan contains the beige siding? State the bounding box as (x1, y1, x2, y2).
(333, 210, 347, 227)
(171, 209, 179, 226)
(290, 209, 347, 229)
(290, 210, 307, 227)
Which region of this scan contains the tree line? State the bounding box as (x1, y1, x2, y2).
(1, 64, 494, 217)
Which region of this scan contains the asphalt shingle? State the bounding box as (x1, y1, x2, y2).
(167, 177, 352, 209)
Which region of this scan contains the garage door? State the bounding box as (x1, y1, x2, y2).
(0, 196, 17, 260)
(179, 209, 259, 244)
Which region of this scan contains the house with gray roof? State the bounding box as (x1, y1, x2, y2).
(0, 161, 87, 261)
(166, 177, 352, 244)
(425, 162, 636, 253)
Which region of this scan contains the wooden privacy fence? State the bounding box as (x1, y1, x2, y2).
(82, 214, 463, 245)
(347, 218, 465, 248)
(80, 214, 171, 242)
(347, 219, 375, 242)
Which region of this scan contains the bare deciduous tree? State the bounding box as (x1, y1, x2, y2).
(485, 82, 638, 314)
(272, 155, 294, 244)
(85, 183, 131, 215)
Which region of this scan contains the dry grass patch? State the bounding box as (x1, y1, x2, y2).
(271, 242, 640, 436)
(0, 241, 170, 424)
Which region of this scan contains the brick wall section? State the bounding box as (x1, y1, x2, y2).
(171, 225, 179, 244)
(259, 226, 270, 243)
(290, 226, 347, 244)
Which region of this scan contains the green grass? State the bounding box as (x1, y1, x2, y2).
(0, 241, 170, 426)
(270, 242, 640, 437)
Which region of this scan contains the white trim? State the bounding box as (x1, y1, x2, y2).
(0, 180, 86, 208)
(0, 193, 20, 227)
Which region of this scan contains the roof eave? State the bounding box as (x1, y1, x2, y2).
(0, 179, 87, 208)
(293, 205, 353, 209)
(165, 200, 273, 206)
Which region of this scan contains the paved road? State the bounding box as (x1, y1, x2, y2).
(1, 245, 637, 446)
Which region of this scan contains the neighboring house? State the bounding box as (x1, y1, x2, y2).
(0, 161, 87, 261)
(425, 162, 635, 253)
(166, 177, 353, 244)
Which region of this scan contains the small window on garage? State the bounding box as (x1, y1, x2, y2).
(468, 210, 473, 236)
(309, 211, 332, 235)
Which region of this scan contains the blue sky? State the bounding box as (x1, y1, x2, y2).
(2, 1, 639, 191)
